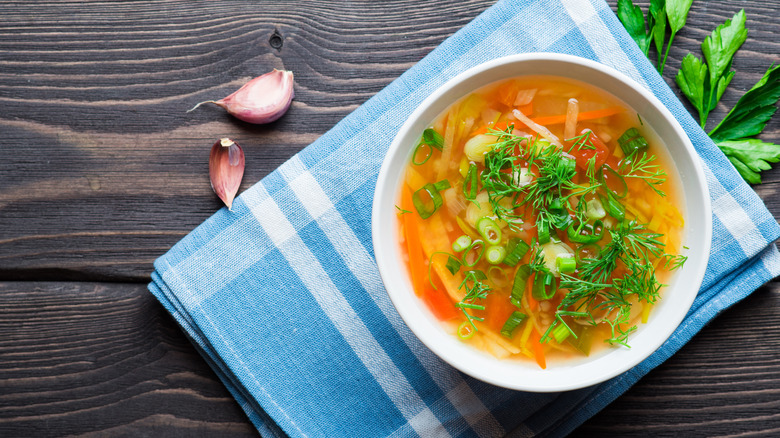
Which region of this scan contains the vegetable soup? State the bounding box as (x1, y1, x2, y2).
(397, 75, 686, 368)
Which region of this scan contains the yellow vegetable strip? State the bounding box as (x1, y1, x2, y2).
(641, 302, 652, 324)
(517, 319, 535, 358)
(420, 214, 464, 303)
(623, 201, 649, 224)
(476, 322, 522, 355)
(437, 106, 459, 180)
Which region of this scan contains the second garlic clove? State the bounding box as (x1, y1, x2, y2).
(209, 138, 245, 210)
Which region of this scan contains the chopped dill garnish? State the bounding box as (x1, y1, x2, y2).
(565, 131, 596, 153)
(550, 220, 679, 346)
(395, 205, 412, 215)
(457, 270, 491, 331)
(620, 151, 668, 196)
(458, 125, 685, 349)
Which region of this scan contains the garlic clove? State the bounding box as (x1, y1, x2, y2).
(209, 138, 245, 210)
(189, 69, 294, 124)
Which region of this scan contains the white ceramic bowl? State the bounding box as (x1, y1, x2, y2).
(372, 53, 711, 392)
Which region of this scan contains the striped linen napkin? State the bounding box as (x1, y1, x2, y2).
(148, 0, 780, 436)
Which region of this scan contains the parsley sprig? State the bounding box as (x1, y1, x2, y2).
(617, 2, 780, 184)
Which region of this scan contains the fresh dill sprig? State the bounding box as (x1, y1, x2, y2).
(457, 270, 491, 331)
(548, 220, 681, 346)
(620, 151, 668, 196)
(528, 245, 548, 274)
(565, 131, 596, 153)
(480, 127, 529, 228)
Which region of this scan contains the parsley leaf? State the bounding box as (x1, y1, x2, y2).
(675, 9, 748, 128)
(649, 0, 667, 64)
(717, 139, 780, 184)
(665, 0, 693, 34)
(709, 64, 780, 142)
(675, 53, 708, 122)
(617, 0, 651, 55)
(700, 9, 748, 123)
(660, 0, 693, 73)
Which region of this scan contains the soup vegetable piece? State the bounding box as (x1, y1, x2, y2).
(397, 76, 687, 368)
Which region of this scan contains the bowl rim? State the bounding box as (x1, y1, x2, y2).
(372, 52, 712, 392)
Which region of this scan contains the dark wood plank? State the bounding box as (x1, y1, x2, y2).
(0, 0, 500, 281)
(0, 281, 258, 437)
(1, 0, 777, 280)
(2, 280, 779, 437)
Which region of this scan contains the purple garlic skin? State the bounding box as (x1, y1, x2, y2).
(209, 138, 245, 210)
(190, 69, 294, 124)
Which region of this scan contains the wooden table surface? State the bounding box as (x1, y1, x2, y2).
(2, 0, 779, 436)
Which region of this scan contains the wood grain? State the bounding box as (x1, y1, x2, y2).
(2, 281, 779, 437)
(0, 282, 258, 437)
(0, 0, 779, 436)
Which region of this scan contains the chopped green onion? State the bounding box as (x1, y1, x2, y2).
(618, 127, 648, 156)
(452, 235, 472, 253)
(462, 240, 485, 267)
(457, 321, 476, 340)
(457, 302, 484, 310)
(548, 197, 564, 212)
(567, 219, 604, 244)
(601, 192, 625, 222)
(556, 255, 576, 274)
(600, 165, 628, 199)
(412, 142, 433, 165)
(561, 155, 577, 175)
(566, 325, 595, 355)
(445, 255, 462, 275)
(532, 271, 557, 301)
(422, 128, 444, 150)
(538, 217, 551, 244)
(510, 264, 532, 307)
(500, 311, 528, 338)
(503, 238, 530, 267)
(575, 243, 601, 264)
(485, 245, 507, 265)
(412, 179, 450, 219)
(551, 321, 572, 343)
(434, 179, 451, 191)
(547, 197, 572, 230)
(412, 129, 444, 165)
(463, 269, 487, 281)
(476, 216, 502, 245)
(463, 163, 478, 200)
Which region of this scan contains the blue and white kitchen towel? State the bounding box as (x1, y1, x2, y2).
(148, 0, 780, 436)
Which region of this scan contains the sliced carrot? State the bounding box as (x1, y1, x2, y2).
(516, 102, 533, 117)
(485, 291, 515, 332)
(497, 81, 520, 107)
(401, 187, 427, 297)
(422, 270, 460, 321)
